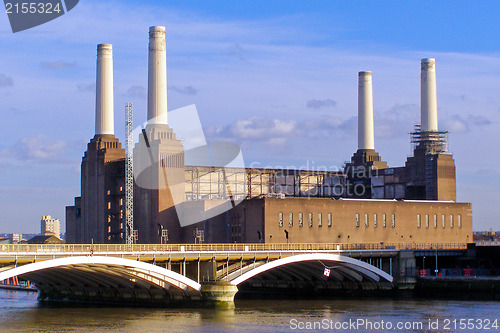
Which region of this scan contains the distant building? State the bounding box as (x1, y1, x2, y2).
(41, 215, 60, 238)
(28, 234, 63, 244)
(10, 233, 23, 244)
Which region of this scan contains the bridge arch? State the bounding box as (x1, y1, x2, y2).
(0, 256, 201, 304)
(229, 253, 393, 286)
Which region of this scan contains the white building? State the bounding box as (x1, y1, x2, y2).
(41, 215, 60, 238)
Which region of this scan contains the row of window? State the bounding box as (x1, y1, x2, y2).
(355, 213, 395, 228)
(278, 212, 332, 228)
(417, 214, 462, 228)
(280, 212, 463, 229)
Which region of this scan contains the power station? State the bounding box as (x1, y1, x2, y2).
(66, 26, 472, 246)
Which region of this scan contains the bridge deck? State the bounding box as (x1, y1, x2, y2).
(0, 242, 466, 265)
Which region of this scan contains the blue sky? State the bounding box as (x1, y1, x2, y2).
(0, 1, 499, 233)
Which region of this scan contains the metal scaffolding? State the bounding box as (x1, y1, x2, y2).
(410, 124, 449, 155)
(125, 103, 135, 244)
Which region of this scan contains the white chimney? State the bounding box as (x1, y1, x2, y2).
(147, 26, 168, 125)
(358, 71, 375, 150)
(95, 44, 114, 135)
(421, 58, 438, 132)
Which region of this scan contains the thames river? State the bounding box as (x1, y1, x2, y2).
(1, 289, 499, 332)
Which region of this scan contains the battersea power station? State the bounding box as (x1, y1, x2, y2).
(66, 26, 472, 246)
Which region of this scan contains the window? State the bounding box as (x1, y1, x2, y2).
(355, 213, 360, 227)
(458, 215, 462, 228)
(107, 202, 111, 209)
(119, 198, 123, 206)
(383, 214, 387, 228)
(417, 214, 421, 228)
(391, 214, 395, 228)
(298, 213, 303, 227)
(318, 213, 322, 227)
(309, 213, 313, 227)
(442, 214, 446, 228)
(107, 226, 111, 233)
(433, 214, 438, 228)
(373, 214, 377, 228)
(119, 186, 123, 192)
(450, 215, 454, 228)
(328, 213, 332, 227)
(425, 215, 429, 228)
(107, 190, 111, 195)
(278, 213, 283, 227)
(289, 213, 293, 227)
(119, 210, 123, 219)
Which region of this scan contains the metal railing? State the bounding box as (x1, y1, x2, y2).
(0, 242, 467, 254)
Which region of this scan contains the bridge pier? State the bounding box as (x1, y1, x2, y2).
(201, 281, 238, 307)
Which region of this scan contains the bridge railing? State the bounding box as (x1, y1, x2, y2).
(0, 242, 467, 253)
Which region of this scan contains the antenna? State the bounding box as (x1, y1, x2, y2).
(125, 103, 136, 244)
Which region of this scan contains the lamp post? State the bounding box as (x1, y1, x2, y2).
(435, 249, 438, 276)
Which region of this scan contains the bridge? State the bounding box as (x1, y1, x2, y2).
(0, 242, 466, 306)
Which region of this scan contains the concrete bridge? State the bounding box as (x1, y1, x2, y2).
(0, 242, 466, 306)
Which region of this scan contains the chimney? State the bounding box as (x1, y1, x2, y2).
(147, 26, 168, 125)
(95, 44, 114, 135)
(421, 58, 438, 132)
(358, 71, 375, 150)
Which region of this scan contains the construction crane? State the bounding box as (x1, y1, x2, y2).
(125, 103, 136, 244)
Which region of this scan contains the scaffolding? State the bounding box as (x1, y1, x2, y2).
(184, 166, 345, 201)
(125, 103, 135, 244)
(410, 124, 449, 155)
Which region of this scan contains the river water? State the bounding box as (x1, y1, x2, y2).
(1, 289, 499, 332)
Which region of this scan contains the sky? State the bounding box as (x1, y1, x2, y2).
(0, 1, 499, 233)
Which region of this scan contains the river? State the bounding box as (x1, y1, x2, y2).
(0, 289, 499, 332)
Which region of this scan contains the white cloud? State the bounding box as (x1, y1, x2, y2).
(206, 117, 296, 147)
(442, 115, 469, 133)
(1, 135, 70, 163)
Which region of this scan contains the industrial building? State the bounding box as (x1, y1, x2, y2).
(66, 26, 472, 245)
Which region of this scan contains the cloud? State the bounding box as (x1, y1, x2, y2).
(168, 85, 198, 96)
(302, 103, 419, 140)
(77, 83, 94, 92)
(467, 114, 491, 126)
(306, 99, 337, 109)
(442, 115, 469, 133)
(374, 103, 419, 138)
(126, 85, 146, 99)
(0, 74, 13, 87)
(41, 61, 77, 69)
(206, 117, 296, 146)
(303, 115, 345, 138)
(1, 135, 69, 162)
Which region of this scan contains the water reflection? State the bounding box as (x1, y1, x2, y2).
(0, 290, 498, 332)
